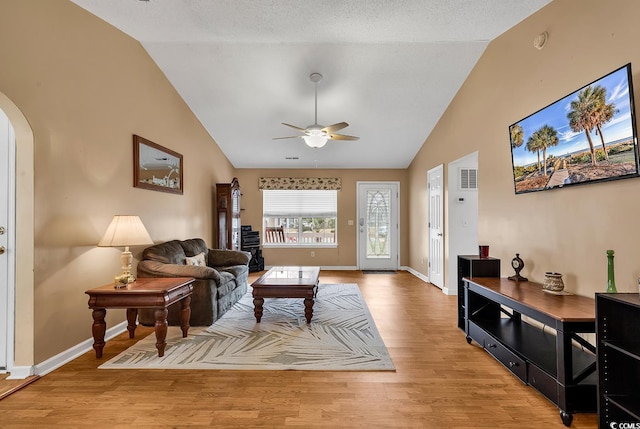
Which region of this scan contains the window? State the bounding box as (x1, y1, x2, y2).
(263, 190, 337, 246)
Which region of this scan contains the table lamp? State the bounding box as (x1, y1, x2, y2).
(98, 215, 154, 287)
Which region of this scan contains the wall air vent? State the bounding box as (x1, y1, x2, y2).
(459, 168, 477, 190)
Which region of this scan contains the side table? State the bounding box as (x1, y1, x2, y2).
(85, 277, 194, 358)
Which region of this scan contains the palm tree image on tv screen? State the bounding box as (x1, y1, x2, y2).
(509, 64, 640, 194)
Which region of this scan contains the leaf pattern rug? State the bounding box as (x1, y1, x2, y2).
(100, 283, 395, 371)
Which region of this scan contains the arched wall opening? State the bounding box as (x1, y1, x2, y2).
(0, 91, 35, 373)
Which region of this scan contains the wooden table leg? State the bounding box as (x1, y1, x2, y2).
(179, 296, 191, 338)
(154, 308, 168, 357)
(304, 297, 314, 323)
(253, 296, 264, 322)
(91, 308, 107, 358)
(126, 308, 138, 339)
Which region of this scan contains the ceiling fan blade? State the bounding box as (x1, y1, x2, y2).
(272, 135, 302, 140)
(281, 122, 307, 132)
(329, 133, 360, 141)
(322, 122, 349, 133)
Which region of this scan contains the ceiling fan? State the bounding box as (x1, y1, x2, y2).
(274, 73, 359, 148)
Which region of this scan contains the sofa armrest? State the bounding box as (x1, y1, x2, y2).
(208, 249, 251, 267)
(137, 260, 221, 282)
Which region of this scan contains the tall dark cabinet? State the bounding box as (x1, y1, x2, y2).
(216, 177, 241, 250)
(596, 293, 640, 427)
(457, 255, 500, 331)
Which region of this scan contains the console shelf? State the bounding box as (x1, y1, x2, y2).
(473, 317, 596, 380)
(605, 394, 640, 421)
(596, 293, 640, 427)
(464, 277, 597, 427)
(602, 340, 640, 361)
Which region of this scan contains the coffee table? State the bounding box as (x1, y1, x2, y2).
(85, 277, 194, 358)
(251, 266, 320, 323)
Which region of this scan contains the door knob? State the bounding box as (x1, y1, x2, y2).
(0, 246, 5, 255)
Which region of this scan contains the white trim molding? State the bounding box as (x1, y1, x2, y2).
(6, 365, 33, 380)
(7, 321, 128, 380)
(405, 266, 429, 284)
(265, 265, 357, 271)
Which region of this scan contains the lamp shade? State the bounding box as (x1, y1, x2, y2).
(98, 215, 154, 248)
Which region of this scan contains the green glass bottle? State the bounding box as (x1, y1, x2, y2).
(606, 250, 617, 293)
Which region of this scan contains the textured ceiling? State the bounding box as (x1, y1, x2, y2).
(70, 0, 551, 169)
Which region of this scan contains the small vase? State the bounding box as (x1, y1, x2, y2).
(543, 272, 564, 292)
(606, 250, 617, 293)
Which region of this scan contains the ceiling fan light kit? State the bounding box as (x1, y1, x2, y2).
(274, 73, 359, 148)
(303, 133, 328, 148)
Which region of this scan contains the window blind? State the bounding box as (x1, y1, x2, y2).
(263, 190, 337, 217)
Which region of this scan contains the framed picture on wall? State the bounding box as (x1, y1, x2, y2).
(133, 134, 183, 195)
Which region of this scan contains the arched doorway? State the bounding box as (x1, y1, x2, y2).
(0, 107, 14, 372)
(0, 92, 35, 378)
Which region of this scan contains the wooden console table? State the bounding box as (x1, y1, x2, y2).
(85, 277, 194, 358)
(463, 277, 597, 427)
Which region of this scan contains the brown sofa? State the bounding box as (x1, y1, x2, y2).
(136, 238, 251, 326)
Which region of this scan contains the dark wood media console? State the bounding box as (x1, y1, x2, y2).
(463, 277, 597, 427)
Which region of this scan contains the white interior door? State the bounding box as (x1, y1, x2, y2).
(357, 182, 399, 270)
(428, 165, 444, 288)
(0, 108, 12, 371)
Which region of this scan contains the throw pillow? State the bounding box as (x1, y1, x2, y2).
(185, 252, 206, 267)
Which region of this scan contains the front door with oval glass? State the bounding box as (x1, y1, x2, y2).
(357, 182, 399, 271)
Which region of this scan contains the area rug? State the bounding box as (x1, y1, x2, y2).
(100, 283, 395, 371)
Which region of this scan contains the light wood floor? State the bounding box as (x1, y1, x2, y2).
(0, 271, 597, 428)
(0, 374, 39, 400)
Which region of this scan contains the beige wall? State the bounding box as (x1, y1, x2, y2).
(0, 0, 235, 365)
(409, 0, 640, 296)
(235, 169, 409, 268)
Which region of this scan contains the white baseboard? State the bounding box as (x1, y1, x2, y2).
(404, 267, 457, 295)
(265, 265, 358, 271)
(6, 365, 33, 380)
(405, 266, 429, 284)
(9, 321, 128, 380)
(442, 285, 456, 295)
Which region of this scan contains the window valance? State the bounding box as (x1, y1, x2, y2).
(258, 177, 341, 191)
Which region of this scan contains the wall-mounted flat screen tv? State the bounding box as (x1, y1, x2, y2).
(509, 63, 639, 194)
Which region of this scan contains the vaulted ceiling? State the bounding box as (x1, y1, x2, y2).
(70, 0, 551, 169)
